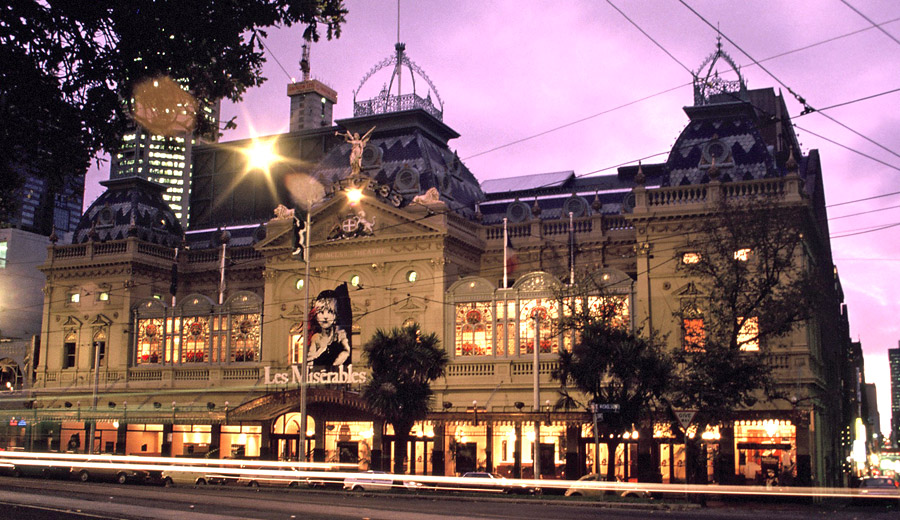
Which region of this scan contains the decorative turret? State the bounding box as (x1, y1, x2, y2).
(693, 35, 748, 106)
(353, 42, 444, 120)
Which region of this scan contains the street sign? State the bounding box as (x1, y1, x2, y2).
(595, 404, 620, 412)
(674, 410, 697, 430)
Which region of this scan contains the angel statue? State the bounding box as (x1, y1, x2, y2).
(336, 126, 375, 175)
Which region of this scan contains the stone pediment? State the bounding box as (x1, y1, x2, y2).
(314, 194, 445, 245)
(674, 281, 703, 297)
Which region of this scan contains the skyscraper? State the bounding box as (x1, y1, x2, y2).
(110, 101, 220, 228)
(889, 346, 900, 447)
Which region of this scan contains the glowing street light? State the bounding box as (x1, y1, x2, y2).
(243, 138, 280, 175)
(346, 187, 363, 206)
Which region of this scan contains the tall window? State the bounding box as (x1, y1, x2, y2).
(181, 317, 209, 363)
(455, 302, 493, 356)
(211, 315, 227, 363)
(290, 323, 304, 364)
(231, 314, 260, 362)
(63, 333, 77, 369)
(0, 240, 7, 268)
(92, 330, 106, 367)
(137, 318, 163, 364)
(519, 299, 559, 355)
(738, 317, 759, 351)
(683, 317, 705, 352)
(496, 300, 516, 357)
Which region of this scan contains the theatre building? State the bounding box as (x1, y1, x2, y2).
(21, 43, 847, 486)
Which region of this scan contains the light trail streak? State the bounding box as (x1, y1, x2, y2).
(0, 452, 896, 500)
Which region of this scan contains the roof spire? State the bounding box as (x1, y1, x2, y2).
(300, 41, 311, 82)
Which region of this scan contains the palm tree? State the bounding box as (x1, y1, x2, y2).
(362, 324, 448, 474)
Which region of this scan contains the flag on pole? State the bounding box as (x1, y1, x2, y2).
(503, 218, 518, 288)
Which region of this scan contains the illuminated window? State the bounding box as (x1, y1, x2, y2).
(406, 270, 418, 283)
(519, 299, 559, 355)
(68, 292, 80, 303)
(137, 319, 163, 364)
(0, 240, 6, 268)
(738, 317, 759, 351)
(734, 248, 752, 261)
(681, 252, 701, 265)
(290, 323, 304, 364)
(92, 330, 107, 366)
(181, 318, 209, 363)
(231, 313, 260, 362)
(98, 291, 110, 302)
(295, 278, 304, 291)
(683, 318, 705, 352)
(455, 303, 493, 356)
(496, 300, 516, 357)
(349, 274, 360, 287)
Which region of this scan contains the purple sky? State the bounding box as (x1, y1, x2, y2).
(86, 0, 900, 432)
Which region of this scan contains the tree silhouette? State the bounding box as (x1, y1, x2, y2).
(362, 324, 448, 474)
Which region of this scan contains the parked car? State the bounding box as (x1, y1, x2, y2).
(564, 473, 650, 499)
(342, 470, 424, 492)
(8, 460, 72, 480)
(237, 466, 304, 488)
(458, 471, 537, 495)
(160, 469, 225, 487)
(72, 457, 150, 484)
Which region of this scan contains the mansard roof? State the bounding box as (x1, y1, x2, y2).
(74, 176, 182, 246)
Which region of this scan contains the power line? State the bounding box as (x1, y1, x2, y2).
(605, 0, 694, 75)
(840, 0, 900, 48)
(795, 124, 900, 173)
(678, 0, 900, 162)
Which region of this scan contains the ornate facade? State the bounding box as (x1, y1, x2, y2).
(12, 44, 852, 487)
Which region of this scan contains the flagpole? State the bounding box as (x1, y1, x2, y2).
(218, 242, 226, 305)
(299, 205, 312, 463)
(171, 247, 178, 307)
(568, 212, 574, 285)
(503, 218, 508, 289)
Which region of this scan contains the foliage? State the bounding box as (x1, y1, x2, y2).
(670, 195, 821, 428)
(362, 324, 448, 473)
(553, 274, 673, 482)
(0, 0, 347, 223)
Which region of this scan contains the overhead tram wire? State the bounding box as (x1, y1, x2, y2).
(605, 0, 694, 75)
(678, 0, 900, 163)
(840, 0, 900, 48)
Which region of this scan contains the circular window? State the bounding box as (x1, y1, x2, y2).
(361, 144, 382, 167)
(406, 270, 418, 283)
(295, 278, 304, 290)
(349, 274, 361, 287)
(507, 201, 531, 223)
(562, 196, 588, 218)
(394, 168, 419, 192)
(704, 140, 729, 163)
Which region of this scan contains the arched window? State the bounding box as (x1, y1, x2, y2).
(290, 323, 304, 365)
(454, 303, 493, 356)
(519, 299, 559, 355)
(137, 319, 163, 364)
(231, 314, 260, 362)
(91, 329, 107, 367)
(181, 317, 209, 363)
(63, 331, 77, 369)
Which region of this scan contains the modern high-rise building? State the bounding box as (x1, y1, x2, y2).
(110, 101, 220, 228)
(8, 166, 83, 239)
(889, 346, 900, 447)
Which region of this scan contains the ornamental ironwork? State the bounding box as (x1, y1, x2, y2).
(353, 43, 444, 120)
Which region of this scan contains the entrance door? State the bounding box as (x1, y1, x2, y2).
(455, 442, 477, 474)
(337, 441, 359, 465)
(273, 435, 299, 461)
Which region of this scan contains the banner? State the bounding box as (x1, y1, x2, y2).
(307, 283, 353, 370)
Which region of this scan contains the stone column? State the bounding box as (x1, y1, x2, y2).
(161, 424, 173, 457)
(795, 410, 812, 486)
(485, 423, 493, 473)
(313, 417, 326, 462)
(116, 422, 127, 455)
(432, 423, 445, 476)
(637, 422, 658, 482)
(207, 424, 220, 457)
(260, 419, 273, 460)
(370, 419, 384, 471)
(565, 424, 581, 480)
(513, 422, 522, 479)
